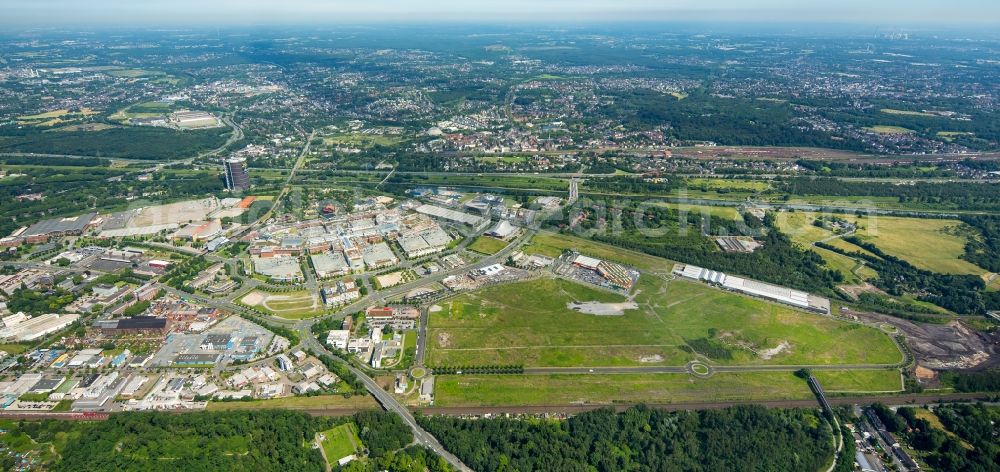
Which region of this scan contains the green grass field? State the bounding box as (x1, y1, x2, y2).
(320, 423, 363, 463)
(434, 368, 902, 407)
(0, 343, 30, 355)
(813, 369, 903, 393)
(467, 236, 509, 255)
(986, 275, 1000, 292)
(775, 211, 986, 275)
(521, 231, 671, 272)
(937, 131, 974, 139)
(436, 372, 811, 406)
(856, 217, 985, 275)
(426, 275, 902, 368)
(651, 202, 743, 221)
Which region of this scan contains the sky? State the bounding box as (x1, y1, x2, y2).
(4, 0, 999, 28)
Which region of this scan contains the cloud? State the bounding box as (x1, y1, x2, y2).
(3, 0, 999, 27)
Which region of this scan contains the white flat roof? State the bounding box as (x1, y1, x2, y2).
(573, 255, 602, 269)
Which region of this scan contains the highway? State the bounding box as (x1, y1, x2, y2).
(158, 217, 536, 470)
(301, 329, 473, 471)
(5, 171, 915, 471)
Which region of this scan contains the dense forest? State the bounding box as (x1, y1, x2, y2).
(960, 215, 1000, 273)
(0, 155, 111, 167)
(941, 369, 1000, 393)
(51, 410, 326, 471)
(419, 405, 834, 472)
(336, 410, 453, 472)
(6, 286, 76, 314)
(8, 410, 451, 471)
(886, 403, 1000, 472)
(0, 167, 225, 237)
(0, 127, 230, 160)
(776, 178, 1000, 212)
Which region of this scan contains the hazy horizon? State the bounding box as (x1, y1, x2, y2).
(4, 0, 999, 29)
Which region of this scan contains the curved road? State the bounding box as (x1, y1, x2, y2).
(301, 329, 473, 471)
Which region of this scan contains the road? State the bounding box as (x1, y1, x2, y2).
(7, 393, 995, 421)
(174, 215, 533, 470)
(523, 363, 905, 376)
(229, 129, 314, 242)
(15, 142, 919, 470)
(302, 329, 473, 471)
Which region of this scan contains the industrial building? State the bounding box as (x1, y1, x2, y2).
(169, 110, 220, 128)
(397, 226, 452, 258)
(714, 236, 762, 253)
(173, 353, 220, 365)
(97, 316, 170, 335)
(223, 157, 251, 191)
(311, 251, 352, 278)
(0, 313, 80, 341)
(414, 204, 486, 228)
(472, 264, 505, 278)
(572, 254, 602, 270)
(19, 212, 97, 244)
(673, 264, 831, 314)
(361, 242, 399, 269)
(251, 255, 304, 282)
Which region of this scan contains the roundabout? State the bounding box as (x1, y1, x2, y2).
(686, 361, 714, 379)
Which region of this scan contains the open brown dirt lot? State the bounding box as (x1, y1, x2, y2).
(849, 310, 1000, 372)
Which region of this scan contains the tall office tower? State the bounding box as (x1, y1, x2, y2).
(223, 157, 250, 191)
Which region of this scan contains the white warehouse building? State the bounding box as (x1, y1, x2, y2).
(673, 264, 830, 314)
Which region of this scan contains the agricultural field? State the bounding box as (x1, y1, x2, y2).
(319, 422, 363, 464)
(434, 368, 902, 407)
(864, 125, 914, 134)
(774, 211, 987, 275)
(855, 217, 986, 275)
(16, 108, 100, 127)
(653, 202, 742, 220)
(986, 275, 1000, 292)
(108, 100, 175, 121)
(240, 289, 327, 319)
(425, 274, 902, 368)
(96, 67, 183, 85)
(467, 236, 508, 255)
(936, 131, 975, 141)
